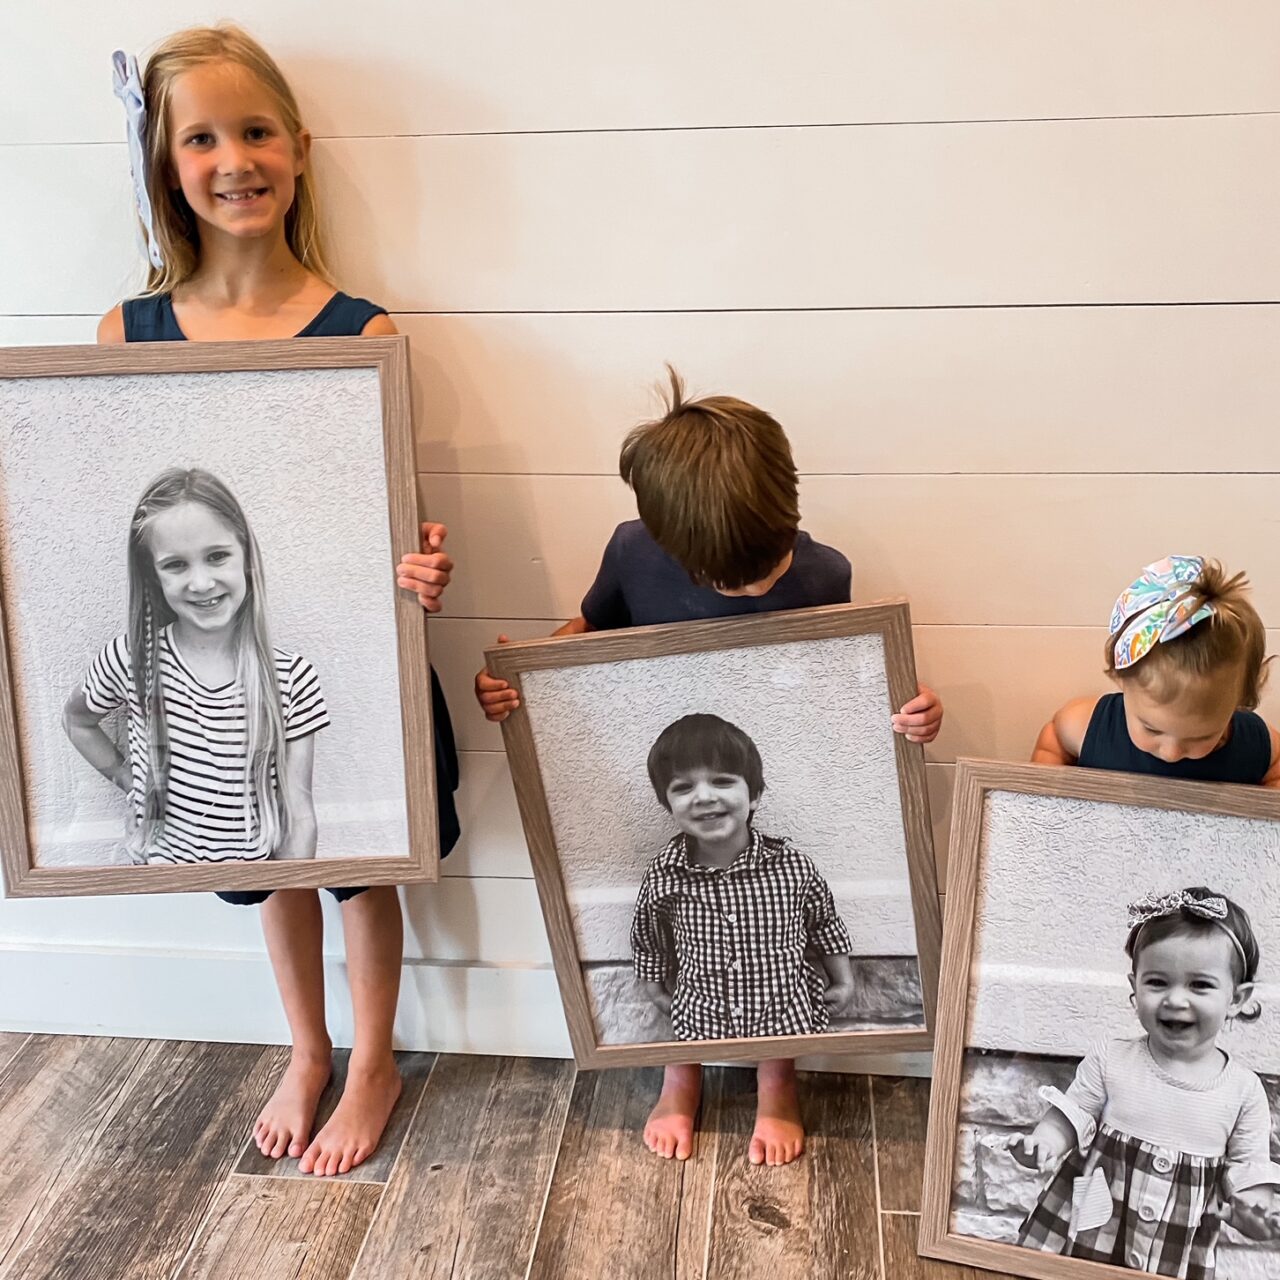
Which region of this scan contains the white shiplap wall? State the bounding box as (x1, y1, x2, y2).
(2, 4, 1279, 1058)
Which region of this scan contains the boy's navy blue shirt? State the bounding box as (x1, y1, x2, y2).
(581, 520, 852, 627)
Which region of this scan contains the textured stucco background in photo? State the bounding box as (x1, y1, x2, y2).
(520, 631, 926, 1041)
(968, 789, 1280, 1070)
(0, 368, 409, 864)
(951, 1050, 1280, 1280)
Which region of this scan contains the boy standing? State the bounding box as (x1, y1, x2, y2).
(477, 369, 941, 1166)
(635, 713, 856, 1040)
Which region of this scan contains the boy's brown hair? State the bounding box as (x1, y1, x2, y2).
(618, 367, 799, 590)
(1106, 559, 1270, 709)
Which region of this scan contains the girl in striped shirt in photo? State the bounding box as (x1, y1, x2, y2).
(63, 467, 326, 866)
(1010, 888, 1280, 1278)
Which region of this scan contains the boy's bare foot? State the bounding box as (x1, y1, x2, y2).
(750, 1058, 804, 1167)
(299, 1055, 402, 1177)
(254, 1049, 332, 1160)
(644, 1062, 703, 1160)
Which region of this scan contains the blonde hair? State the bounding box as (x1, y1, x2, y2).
(128, 469, 291, 857)
(137, 24, 332, 294)
(1106, 559, 1270, 709)
(618, 366, 800, 590)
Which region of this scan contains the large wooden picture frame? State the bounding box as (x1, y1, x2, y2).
(0, 338, 438, 896)
(920, 760, 1280, 1280)
(490, 600, 942, 1068)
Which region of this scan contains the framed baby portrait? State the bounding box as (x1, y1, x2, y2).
(488, 600, 942, 1069)
(0, 337, 439, 897)
(918, 760, 1280, 1280)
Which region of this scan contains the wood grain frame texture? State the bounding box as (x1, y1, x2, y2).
(918, 759, 1280, 1279)
(488, 599, 942, 1068)
(0, 337, 439, 897)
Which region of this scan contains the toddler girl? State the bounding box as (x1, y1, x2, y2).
(1034, 556, 1280, 785)
(64, 469, 324, 866)
(1011, 888, 1280, 1277)
(99, 24, 458, 1177)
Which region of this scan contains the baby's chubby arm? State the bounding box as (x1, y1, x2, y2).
(274, 734, 319, 859)
(1032, 697, 1095, 765)
(1224, 1187, 1280, 1240)
(62, 684, 130, 790)
(1008, 1109, 1076, 1172)
(475, 616, 595, 723)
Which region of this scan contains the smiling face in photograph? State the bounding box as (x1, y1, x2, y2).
(146, 501, 248, 635)
(665, 766, 757, 853)
(1129, 929, 1247, 1062)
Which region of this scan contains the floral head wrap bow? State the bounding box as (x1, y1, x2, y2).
(1109, 555, 1214, 671)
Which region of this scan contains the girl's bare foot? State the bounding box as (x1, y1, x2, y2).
(299, 1054, 402, 1177)
(644, 1062, 703, 1160)
(254, 1048, 332, 1159)
(750, 1058, 804, 1166)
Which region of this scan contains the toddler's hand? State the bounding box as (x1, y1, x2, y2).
(1006, 1133, 1060, 1172)
(396, 521, 453, 613)
(1224, 1187, 1280, 1241)
(475, 635, 521, 723)
(823, 980, 855, 1019)
(892, 683, 943, 745)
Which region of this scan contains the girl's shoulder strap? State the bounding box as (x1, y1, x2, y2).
(299, 292, 389, 338)
(121, 294, 183, 343)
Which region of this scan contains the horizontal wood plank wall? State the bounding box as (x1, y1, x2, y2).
(0, 4, 1277, 1059)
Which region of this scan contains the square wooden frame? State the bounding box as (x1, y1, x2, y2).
(0, 337, 439, 896)
(489, 599, 942, 1068)
(919, 758, 1280, 1279)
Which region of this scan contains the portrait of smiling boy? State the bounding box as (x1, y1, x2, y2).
(631, 713, 855, 1043)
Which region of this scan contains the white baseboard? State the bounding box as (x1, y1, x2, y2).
(0, 944, 932, 1077)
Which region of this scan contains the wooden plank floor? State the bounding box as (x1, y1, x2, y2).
(0, 1035, 1012, 1279)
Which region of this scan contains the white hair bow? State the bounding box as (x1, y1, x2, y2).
(111, 50, 164, 269)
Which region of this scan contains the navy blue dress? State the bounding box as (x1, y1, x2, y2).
(122, 292, 461, 902)
(1078, 692, 1272, 784)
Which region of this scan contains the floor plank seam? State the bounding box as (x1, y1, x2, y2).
(167, 1169, 229, 1279)
(5, 1038, 159, 1275)
(342, 1053, 438, 1278)
(521, 1063, 579, 1280)
(867, 1076, 888, 1280)
(697, 1076, 719, 1280)
(0, 1033, 32, 1077)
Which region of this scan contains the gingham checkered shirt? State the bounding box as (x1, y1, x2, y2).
(630, 829, 853, 1040)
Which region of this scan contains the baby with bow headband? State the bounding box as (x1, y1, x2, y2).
(1010, 885, 1280, 1273)
(1032, 555, 1280, 786)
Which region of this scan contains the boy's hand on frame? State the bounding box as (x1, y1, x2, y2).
(396, 521, 453, 613)
(892, 684, 943, 745)
(475, 634, 521, 723)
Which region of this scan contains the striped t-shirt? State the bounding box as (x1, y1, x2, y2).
(82, 627, 330, 864)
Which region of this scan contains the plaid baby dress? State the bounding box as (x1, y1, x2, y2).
(1017, 1036, 1279, 1279)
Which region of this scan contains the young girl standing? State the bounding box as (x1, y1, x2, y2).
(1034, 556, 1280, 785)
(65, 469, 326, 867)
(1011, 889, 1280, 1276)
(101, 24, 458, 1177)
